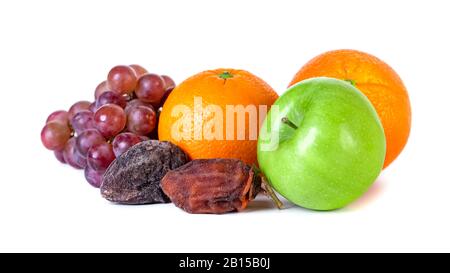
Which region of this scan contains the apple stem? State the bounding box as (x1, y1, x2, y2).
(281, 117, 298, 129)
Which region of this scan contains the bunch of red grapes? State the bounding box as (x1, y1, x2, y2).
(41, 65, 175, 187)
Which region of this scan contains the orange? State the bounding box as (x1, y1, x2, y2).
(159, 68, 278, 165)
(289, 49, 411, 168)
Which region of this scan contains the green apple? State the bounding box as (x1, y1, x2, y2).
(257, 77, 386, 210)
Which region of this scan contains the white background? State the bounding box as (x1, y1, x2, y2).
(1, 0, 449, 252)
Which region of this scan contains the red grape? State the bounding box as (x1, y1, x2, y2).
(96, 91, 127, 109)
(135, 73, 165, 105)
(89, 102, 97, 113)
(129, 64, 148, 78)
(127, 105, 156, 135)
(112, 132, 142, 157)
(63, 137, 86, 169)
(87, 143, 115, 171)
(76, 129, 105, 157)
(54, 149, 66, 164)
(41, 122, 72, 150)
(41, 66, 175, 178)
(124, 99, 154, 114)
(94, 104, 127, 138)
(107, 65, 137, 95)
(46, 110, 69, 125)
(76, 156, 87, 168)
(71, 110, 95, 135)
(84, 166, 104, 188)
(161, 75, 175, 90)
(68, 101, 91, 120)
(94, 80, 113, 99)
(121, 92, 135, 102)
(149, 109, 160, 139)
